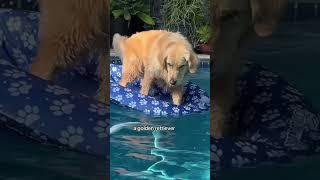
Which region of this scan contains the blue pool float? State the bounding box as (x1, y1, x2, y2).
(110, 64, 210, 116)
(0, 9, 108, 157)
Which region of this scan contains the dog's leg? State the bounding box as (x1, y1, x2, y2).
(140, 72, 153, 96)
(171, 85, 183, 105)
(119, 56, 139, 87)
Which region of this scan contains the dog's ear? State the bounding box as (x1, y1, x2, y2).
(186, 51, 199, 74)
(250, 0, 288, 37)
(163, 56, 168, 72)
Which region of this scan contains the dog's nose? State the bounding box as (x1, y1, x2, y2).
(170, 79, 177, 85)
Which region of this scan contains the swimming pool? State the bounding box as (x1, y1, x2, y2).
(110, 57, 210, 179)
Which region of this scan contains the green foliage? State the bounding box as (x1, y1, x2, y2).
(196, 24, 210, 44)
(161, 0, 209, 46)
(111, 0, 155, 25)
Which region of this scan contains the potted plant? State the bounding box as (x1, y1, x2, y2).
(196, 24, 212, 54)
(160, 0, 208, 47)
(111, 0, 155, 37)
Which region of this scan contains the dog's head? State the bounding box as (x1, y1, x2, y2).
(163, 42, 199, 87)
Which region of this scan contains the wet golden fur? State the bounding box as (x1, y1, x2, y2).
(211, 0, 288, 137)
(30, 0, 109, 103)
(113, 30, 199, 105)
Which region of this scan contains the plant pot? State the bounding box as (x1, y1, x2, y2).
(196, 44, 212, 54)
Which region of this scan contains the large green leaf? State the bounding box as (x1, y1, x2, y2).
(136, 12, 155, 25)
(112, 10, 124, 18)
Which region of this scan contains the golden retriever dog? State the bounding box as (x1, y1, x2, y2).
(211, 0, 288, 137)
(29, 0, 110, 103)
(113, 30, 199, 105)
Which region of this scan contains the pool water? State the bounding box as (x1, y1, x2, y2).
(0, 128, 107, 180)
(110, 67, 210, 179)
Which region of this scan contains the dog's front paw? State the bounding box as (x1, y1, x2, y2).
(172, 96, 182, 106)
(119, 79, 128, 87)
(140, 88, 149, 96)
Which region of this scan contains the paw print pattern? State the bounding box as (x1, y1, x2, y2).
(8, 81, 32, 96)
(58, 126, 84, 147)
(45, 85, 70, 95)
(21, 32, 36, 50)
(266, 149, 287, 158)
(235, 141, 258, 154)
(88, 104, 108, 116)
(0, 59, 13, 66)
(259, 70, 278, 78)
(93, 120, 108, 138)
(16, 105, 40, 126)
(253, 92, 272, 104)
(282, 93, 301, 102)
(3, 69, 26, 79)
(12, 48, 28, 65)
(50, 99, 75, 116)
(261, 109, 280, 122)
(211, 144, 223, 163)
(231, 155, 250, 167)
(256, 77, 276, 87)
(6, 16, 21, 32)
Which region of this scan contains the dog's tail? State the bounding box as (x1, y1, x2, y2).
(112, 33, 128, 57)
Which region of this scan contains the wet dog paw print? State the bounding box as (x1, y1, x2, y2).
(21, 32, 36, 50)
(50, 99, 75, 116)
(16, 105, 40, 126)
(211, 144, 223, 163)
(261, 109, 280, 122)
(253, 92, 272, 104)
(45, 85, 70, 95)
(93, 120, 108, 138)
(6, 16, 21, 32)
(88, 104, 107, 116)
(3, 69, 26, 79)
(58, 126, 84, 147)
(8, 81, 32, 96)
(235, 141, 258, 154)
(256, 77, 276, 87)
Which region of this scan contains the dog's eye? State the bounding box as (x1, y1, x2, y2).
(179, 65, 185, 69)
